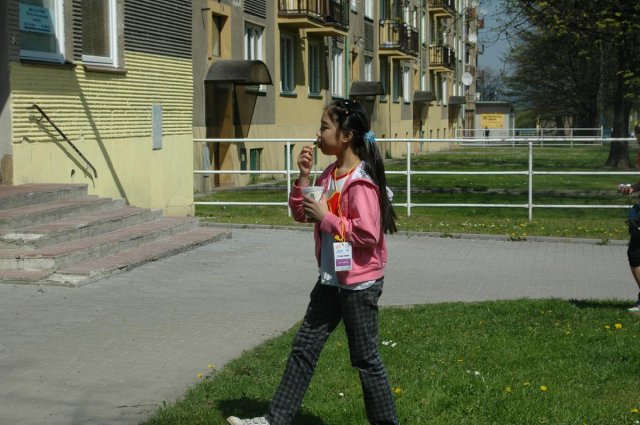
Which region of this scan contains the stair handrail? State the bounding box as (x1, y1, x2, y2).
(29, 103, 98, 178)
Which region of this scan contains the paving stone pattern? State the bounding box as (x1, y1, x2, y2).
(0, 228, 634, 425)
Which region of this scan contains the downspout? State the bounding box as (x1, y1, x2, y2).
(346, 36, 350, 98)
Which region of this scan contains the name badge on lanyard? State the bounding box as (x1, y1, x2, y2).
(333, 241, 353, 271)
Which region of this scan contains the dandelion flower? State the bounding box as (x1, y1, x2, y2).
(615, 323, 622, 330)
(505, 387, 512, 393)
(208, 364, 215, 369)
(632, 407, 639, 413)
(393, 387, 403, 394)
(540, 385, 548, 392)
(197, 373, 203, 379)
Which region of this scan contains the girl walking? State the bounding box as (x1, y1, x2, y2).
(227, 99, 398, 425)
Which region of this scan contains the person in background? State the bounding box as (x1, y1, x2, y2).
(226, 99, 399, 425)
(617, 124, 640, 313)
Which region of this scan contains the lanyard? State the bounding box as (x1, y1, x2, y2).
(332, 161, 360, 242)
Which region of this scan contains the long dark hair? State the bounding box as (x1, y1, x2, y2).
(325, 99, 398, 234)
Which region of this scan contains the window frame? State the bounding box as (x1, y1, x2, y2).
(380, 58, 389, 101)
(308, 40, 322, 96)
(331, 46, 344, 98)
(364, 55, 373, 82)
(81, 0, 118, 67)
(19, 0, 66, 63)
(244, 22, 266, 92)
(402, 63, 411, 103)
(280, 32, 296, 94)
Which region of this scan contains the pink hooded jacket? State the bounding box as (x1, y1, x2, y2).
(289, 162, 387, 285)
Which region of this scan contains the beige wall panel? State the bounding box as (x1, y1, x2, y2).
(10, 51, 193, 215)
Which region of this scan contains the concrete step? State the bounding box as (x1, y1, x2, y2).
(0, 269, 54, 284)
(47, 227, 231, 287)
(0, 217, 200, 270)
(0, 196, 126, 231)
(0, 183, 88, 210)
(0, 206, 163, 249)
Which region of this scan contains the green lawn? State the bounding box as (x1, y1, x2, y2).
(152, 146, 640, 424)
(143, 299, 640, 425)
(196, 146, 638, 242)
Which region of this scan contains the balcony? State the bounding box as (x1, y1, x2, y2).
(378, 21, 419, 58)
(429, 45, 455, 71)
(278, 0, 349, 36)
(429, 0, 455, 17)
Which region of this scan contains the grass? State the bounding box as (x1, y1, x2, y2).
(196, 146, 637, 241)
(147, 146, 640, 424)
(143, 299, 640, 425)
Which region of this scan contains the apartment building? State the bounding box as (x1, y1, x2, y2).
(193, 0, 480, 189)
(0, 0, 195, 215)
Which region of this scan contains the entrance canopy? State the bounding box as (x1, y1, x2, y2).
(205, 60, 272, 85)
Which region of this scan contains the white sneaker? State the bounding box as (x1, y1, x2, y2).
(226, 416, 270, 425)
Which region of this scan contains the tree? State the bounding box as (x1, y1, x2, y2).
(499, 0, 640, 167)
(477, 67, 506, 101)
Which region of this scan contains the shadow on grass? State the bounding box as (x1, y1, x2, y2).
(217, 398, 326, 425)
(569, 299, 631, 310)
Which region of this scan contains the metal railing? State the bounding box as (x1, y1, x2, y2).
(194, 137, 636, 221)
(29, 104, 98, 178)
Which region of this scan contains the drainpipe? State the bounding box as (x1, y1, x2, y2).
(346, 35, 350, 98)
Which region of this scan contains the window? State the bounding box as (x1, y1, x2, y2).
(283, 144, 295, 171)
(280, 33, 295, 93)
(380, 0, 390, 21)
(351, 0, 357, 12)
(249, 148, 262, 183)
(402, 63, 411, 103)
(308, 41, 321, 96)
(245, 23, 265, 91)
(364, 0, 373, 19)
(380, 59, 389, 101)
(19, 0, 65, 62)
(364, 56, 373, 81)
(82, 0, 117, 66)
(392, 60, 400, 101)
(212, 14, 223, 57)
(239, 148, 247, 171)
(331, 46, 344, 97)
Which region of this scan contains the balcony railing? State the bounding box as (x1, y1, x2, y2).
(428, 0, 456, 15)
(278, 0, 349, 30)
(379, 21, 419, 56)
(429, 45, 455, 70)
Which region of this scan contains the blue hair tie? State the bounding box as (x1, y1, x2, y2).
(364, 131, 376, 144)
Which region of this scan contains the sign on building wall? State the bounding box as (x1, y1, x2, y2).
(480, 114, 505, 129)
(19, 4, 54, 34)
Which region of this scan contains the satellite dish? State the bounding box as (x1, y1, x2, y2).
(462, 72, 473, 86)
(468, 32, 477, 43)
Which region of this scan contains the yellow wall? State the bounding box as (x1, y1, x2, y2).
(10, 51, 194, 216)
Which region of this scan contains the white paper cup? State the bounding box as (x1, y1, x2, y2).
(302, 186, 324, 201)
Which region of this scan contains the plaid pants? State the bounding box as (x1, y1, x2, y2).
(266, 279, 398, 425)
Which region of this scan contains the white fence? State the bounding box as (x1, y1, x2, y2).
(194, 137, 637, 221)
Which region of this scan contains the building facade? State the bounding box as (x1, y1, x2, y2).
(1, 0, 195, 215)
(193, 0, 481, 189)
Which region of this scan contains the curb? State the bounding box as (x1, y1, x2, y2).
(198, 221, 629, 247)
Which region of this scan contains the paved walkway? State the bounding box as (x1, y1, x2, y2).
(0, 228, 635, 425)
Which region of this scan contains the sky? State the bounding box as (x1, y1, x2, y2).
(477, 0, 511, 72)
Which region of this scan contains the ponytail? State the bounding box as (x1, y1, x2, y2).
(326, 100, 398, 234)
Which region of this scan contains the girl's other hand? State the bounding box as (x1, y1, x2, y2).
(303, 195, 328, 223)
